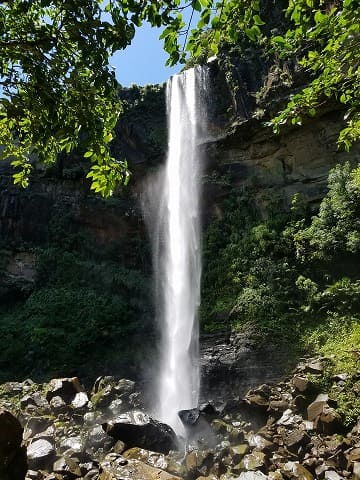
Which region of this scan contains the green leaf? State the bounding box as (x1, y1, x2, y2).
(253, 15, 265, 26)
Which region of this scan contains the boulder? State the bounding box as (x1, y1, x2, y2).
(178, 408, 200, 426)
(27, 439, 55, 470)
(102, 411, 177, 454)
(315, 406, 343, 434)
(284, 430, 311, 454)
(45, 377, 83, 404)
(0, 408, 27, 480)
(71, 391, 89, 409)
(292, 376, 311, 393)
(307, 394, 329, 422)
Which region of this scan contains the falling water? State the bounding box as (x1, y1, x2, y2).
(144, 66, 208, 435)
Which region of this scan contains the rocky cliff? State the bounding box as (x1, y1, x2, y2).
(0, 50, 359, 388)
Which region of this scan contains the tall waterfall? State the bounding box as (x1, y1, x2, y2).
(143, 66, 208, 435)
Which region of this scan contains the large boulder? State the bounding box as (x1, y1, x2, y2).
(102, 411, 177, 454)
(0, 409, 27, 480)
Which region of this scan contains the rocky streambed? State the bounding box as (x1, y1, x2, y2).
(1, 357, 360, 480)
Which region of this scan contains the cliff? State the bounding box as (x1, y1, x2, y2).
(0, 49, 359, 390)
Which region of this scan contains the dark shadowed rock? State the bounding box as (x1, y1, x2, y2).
(179, 408, 201, 426)
(0, 408, 27, 480)
(102, 411, 177, 454)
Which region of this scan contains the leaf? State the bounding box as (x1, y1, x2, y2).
(253, 15, 265, 26)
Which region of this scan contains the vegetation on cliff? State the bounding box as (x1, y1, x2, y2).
(201, 161, 360, 424)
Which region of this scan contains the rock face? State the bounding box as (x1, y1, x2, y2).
(0, 409, 27, 480)
(200, 331, 293, 402)
(102, 411, 177, 454)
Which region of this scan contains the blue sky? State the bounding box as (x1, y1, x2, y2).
(112, 4, 199, 87)
(112, 22, 182, 87)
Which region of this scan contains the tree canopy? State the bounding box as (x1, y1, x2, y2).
(0, 0, 359, 195)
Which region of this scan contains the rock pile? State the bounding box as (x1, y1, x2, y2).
(0, 358, 359, 480)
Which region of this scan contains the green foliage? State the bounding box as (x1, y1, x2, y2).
(201, 192, 302, 340)
(268, 0, 360, 149)
(202, 162, 360, 360)
(0, 285, 146, 382)
(0, 212, 152, 381)
(303, 314, 360, 426)
(293, 162, 360, 261)
(0, 0, 196, 193)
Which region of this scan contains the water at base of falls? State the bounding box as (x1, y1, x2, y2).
(143, 66, 208, 436)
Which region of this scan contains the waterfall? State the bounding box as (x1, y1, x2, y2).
(143, 66, 208, 435)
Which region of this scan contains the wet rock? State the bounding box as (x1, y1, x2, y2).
(102, 411, 177, 454)
(92, 377, 136, 409)
(211, 419, 233, 435)
(199, 401, 220, 418)
(247, 433, 274, 452)
(59, 436, 86, 454)
(46, 377, 83, 404)
(0, 408, 27, 480)
(345, 447, 360, 468)
(179, 408, 201, 426)
(113, 440, 126, 454)
(20, 393, 50, 412)
(99, 456, 181, 480)
(86, 425, 115, 454)
(27, 439, 55, 470)
(269, 400, 290, 415)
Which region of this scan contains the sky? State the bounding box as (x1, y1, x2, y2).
(111, 3, 200, 87)
(111, 22, 182, 87)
